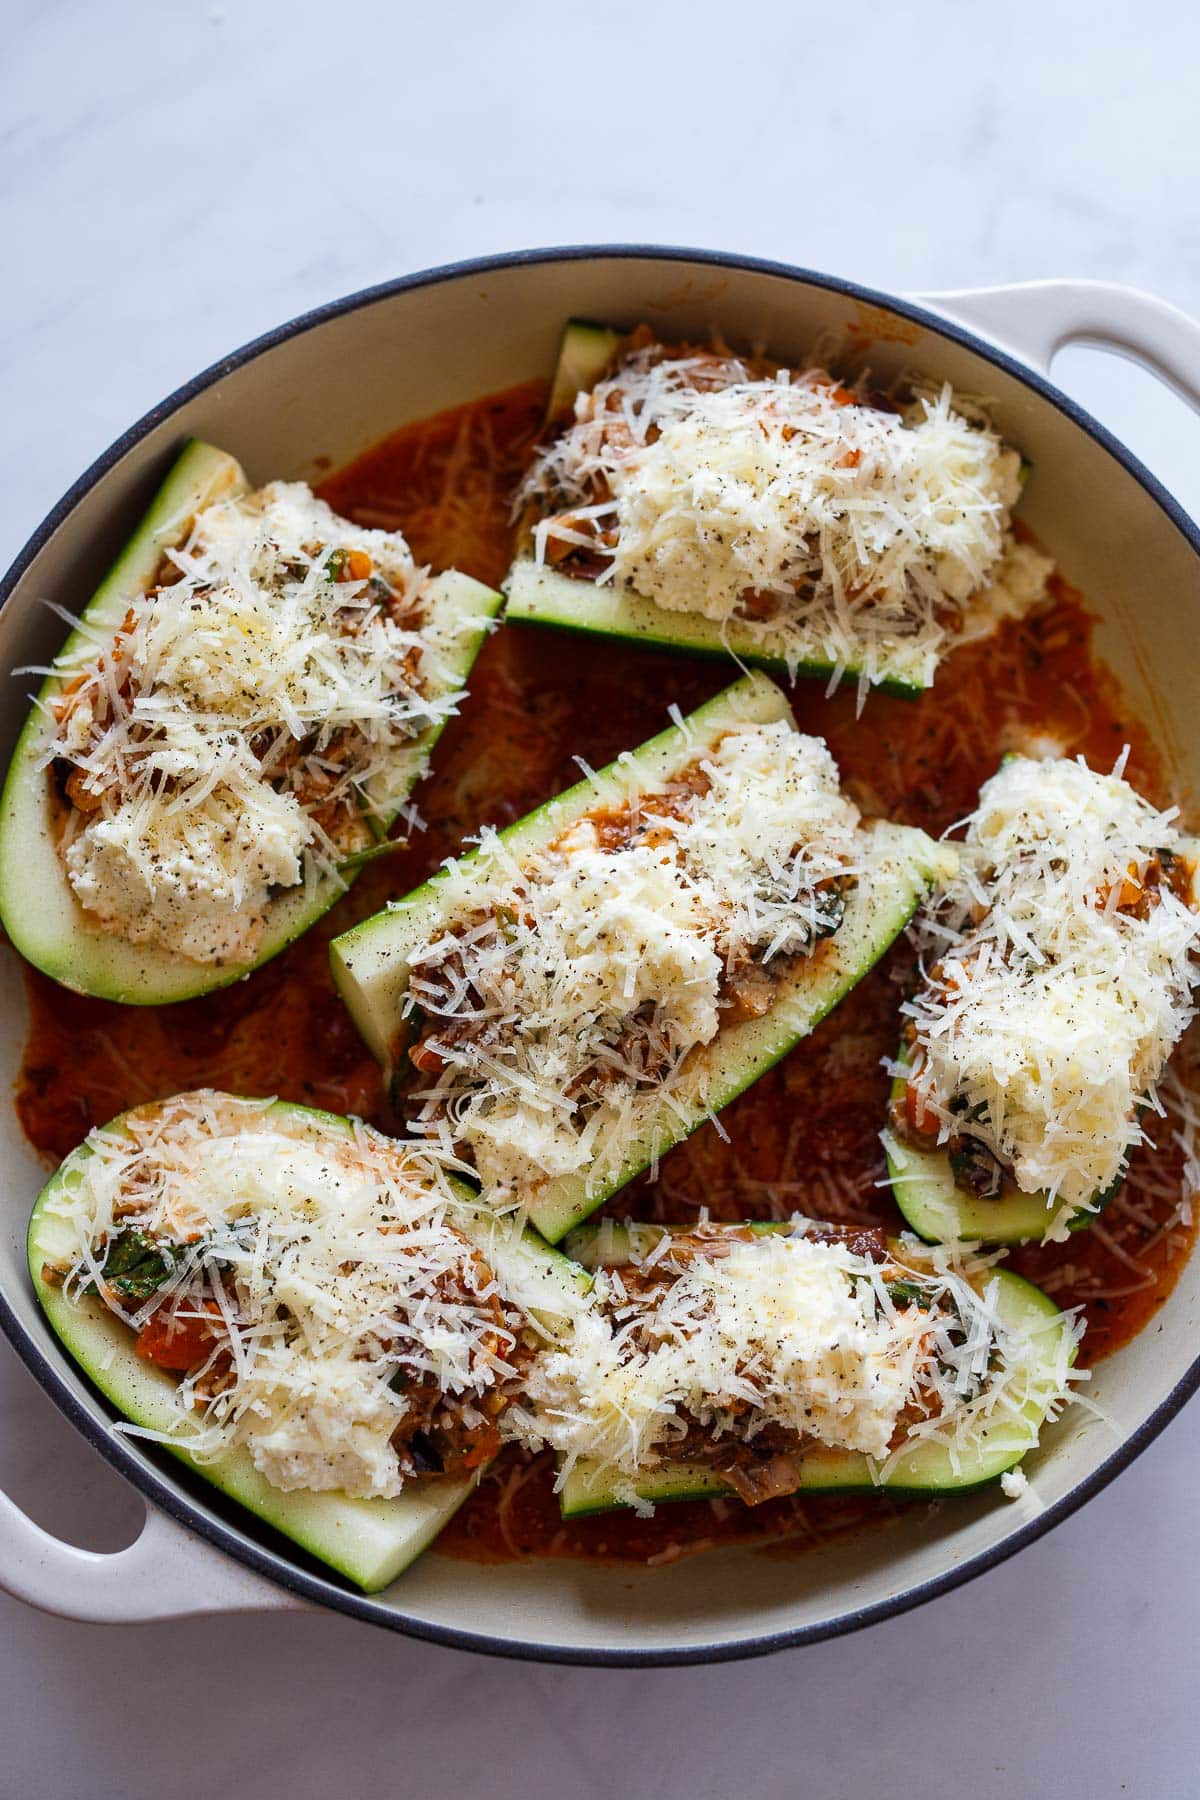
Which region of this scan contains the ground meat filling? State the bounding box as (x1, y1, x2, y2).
(405, 921, 692, 1108)
(383, 1242, 533, 1479)
(892, 846, 1197, 1199)
(42, 480, 457, 969)
(401, 750, 858, 1128)
(51, 1215, 523, 1488)
(528, 332, 794, 584)
(596, 1226, 943, 1507)
(51, 545, 425, 859)
(524, 326, 900, 593)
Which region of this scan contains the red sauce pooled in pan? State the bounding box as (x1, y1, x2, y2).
(15, 380, 1196, 1568)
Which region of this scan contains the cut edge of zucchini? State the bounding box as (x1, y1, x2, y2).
(504, 319, 931, 698)
(27, 1095, 585, 1592)
(554, 1259, 1075, 1518)
(505, 559, 929, 698)
(331, 671, 956, 1240)
(0, 441, 502, 1005)
(546, 320, 623, 421)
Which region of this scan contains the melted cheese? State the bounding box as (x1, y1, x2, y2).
(46, 483, 473, 965)
(46, 1093, 542, 1499)
(521, 345, 1050, 688)
(404, 720, 862, 1198)
(905, 755, 1200, 1213)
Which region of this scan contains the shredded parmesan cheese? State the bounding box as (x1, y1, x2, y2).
(519, 340, 1052, 689)
(905, 755, 1200, 1212)
(403, 720, 862, 1198)
(504, 1226, 1081, 1503)
(45, 483, 476, 964)
(44, 1101, 1082, 1508)
(45, 1093, 552, 1498)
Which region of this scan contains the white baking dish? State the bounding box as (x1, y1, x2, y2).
(1, 249, 1198, 1662)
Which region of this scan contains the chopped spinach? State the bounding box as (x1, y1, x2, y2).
(884, 1280, 927, 1309)
(90, 1229, 176, 1301)
(810, 889, 847, 942)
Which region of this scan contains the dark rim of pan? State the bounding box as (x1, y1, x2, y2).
(1, 243, 1198, 1666)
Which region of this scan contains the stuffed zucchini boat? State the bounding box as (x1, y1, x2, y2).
(505, 321, 1052, 697)
(29, 1091, 586, 1591)
(885, 755, 1200, 1245)
(331, 671, 956, 1242)
(0, 438, 501, 1004)
(885, 1046, 1132, 1246)
(542, 1221, 1080, 1520)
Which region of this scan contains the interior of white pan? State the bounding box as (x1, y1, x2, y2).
(1, 250, 1197, 1660)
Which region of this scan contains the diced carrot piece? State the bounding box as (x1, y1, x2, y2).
(135, 1303, 221, 1372)
(1118, 863, 1143, 908)
(347, 550, 373, 581)
(65, 769, 104, 813)
(905, 1080, 939, 1139)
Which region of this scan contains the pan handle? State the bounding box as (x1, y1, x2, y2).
(918, 279, 1200, 411)
(0, 1483, 307, 1622)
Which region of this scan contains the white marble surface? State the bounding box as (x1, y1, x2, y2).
(4, 2, 1200, 1794)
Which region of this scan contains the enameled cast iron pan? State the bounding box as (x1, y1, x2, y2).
(1, 248, 1199, 1663)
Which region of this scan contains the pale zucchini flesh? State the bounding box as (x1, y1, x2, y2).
(555, 1225, 1071, 1517)
(27, 1097, 584, 1592)
(546, 320, 622, 422)
(504, 321, 928, 697)
(0, 439, 502, 1006)
(879, 823, 1200, 1247)
(330, 671, 955, 1242)
(506, 560, 928, 698)
(883, 1051, 1124, 1246)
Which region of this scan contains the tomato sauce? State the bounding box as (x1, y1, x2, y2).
(14, 380, 1197, 1569)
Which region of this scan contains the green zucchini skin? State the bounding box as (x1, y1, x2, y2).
(883, 1051, 1121, 1246)
(505, 560, 926, 698)
(0, 439, 502, 1006)
(883, 827, 1200, 1245)
(330, 671, 956, 1242)
(554, 1224, 1074, 1517)
(504, 320, 927, 698)
(545, 320, 623, 422)
(27, 1095, 583, 1592)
